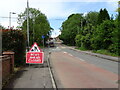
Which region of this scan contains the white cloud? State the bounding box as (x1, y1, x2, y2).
(106, 1, 118, 11)
(29, 2, 78, 19)
(29, 0, 119, 2)
(0, 1, 78, 28)
(51, 29, 61, 38)
(30, 2, 63, 18)
(0, 0, 119, 28)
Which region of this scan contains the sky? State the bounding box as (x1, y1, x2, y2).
(0, 0, 119, 37)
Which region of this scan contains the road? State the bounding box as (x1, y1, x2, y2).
(49, 43, 118, 88)
(2, 43, 119, 89)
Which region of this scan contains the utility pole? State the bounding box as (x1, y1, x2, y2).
(33, 18, 35, 43)
(27, 0, 30, 50)
(118, 1, 120, 16)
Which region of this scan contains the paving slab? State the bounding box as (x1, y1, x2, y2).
(3, 50, 53, 89)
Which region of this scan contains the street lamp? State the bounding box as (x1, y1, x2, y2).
(9, 12, 16, 29)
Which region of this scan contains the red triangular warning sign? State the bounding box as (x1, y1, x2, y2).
(29, 42, 42, 52)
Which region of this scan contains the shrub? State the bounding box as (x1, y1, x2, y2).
(75, 35, 82, 47)
(2, 30, 26, 66)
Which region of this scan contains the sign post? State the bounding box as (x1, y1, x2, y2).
(41, 35, 45, 87)
(42, 35, 45, 51)
(26, 42, 44, 64)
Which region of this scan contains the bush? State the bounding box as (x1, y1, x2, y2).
(2, 30, 26, 66)
(75, 35, 82, 47)
(93, 49, 118, 57)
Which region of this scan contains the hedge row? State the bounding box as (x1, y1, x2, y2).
(2, 30, 26, 66)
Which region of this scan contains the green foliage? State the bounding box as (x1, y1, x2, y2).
(18, 8, 51, 46)
(60, 13, 83, 45)
(75, 34, 82, 47)
(75, 11, 98, 50)
(60, 8, 119, 56)
(116, 1, 120, 12)
(85, 11, 99, 26)
(91, 20, 115, 50)
(108, 19, 119, 55)
(97, 8, 110, 25)
(0, 24, 5, 29)
(93, 49, 118, 57)
(77, 46, 87, 51)
(2, 30, 26, 66)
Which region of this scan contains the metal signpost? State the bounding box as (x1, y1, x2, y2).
(42, 35, 45, 50)
(41, 35, 46, 88)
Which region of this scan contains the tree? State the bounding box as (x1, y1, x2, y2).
(75, 11, 98, 49)
(18, 8, 51, 46)
(91, 20, 115, 50)
(85, 11, 99, 26)
(0, 24, 5, 29)
(97, 8, 110, 25)
(60, 13, 83, 45)
(108, 20, 119, 55)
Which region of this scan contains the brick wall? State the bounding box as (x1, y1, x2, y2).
(0, 57, 2, 90)
(2, 51, 14, 82)
(2, 55, 11, 81)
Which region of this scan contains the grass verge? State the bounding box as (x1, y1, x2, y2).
(76, 47, 119, 57)
(93, 50, 119, 57)
(76, 47, 87, 51)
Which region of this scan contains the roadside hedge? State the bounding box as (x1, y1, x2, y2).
(2, 30, 26, 66)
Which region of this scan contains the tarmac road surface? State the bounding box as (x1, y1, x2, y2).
(49, 44, 118, 88)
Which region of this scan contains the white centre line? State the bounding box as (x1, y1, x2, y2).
(69, 54, 73, 57)
(75, 57, 85, 61)
(63, 52, 67, 54)
(63, 51, 85, 61)
(80, 59, 85, 61)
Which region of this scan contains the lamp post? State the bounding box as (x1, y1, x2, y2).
(9, 12, 16, 29)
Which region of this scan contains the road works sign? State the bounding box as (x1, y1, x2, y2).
(26, 42, 44, 64)
(29, 42, 42, 52)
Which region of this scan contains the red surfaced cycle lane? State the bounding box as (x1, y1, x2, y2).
(50, 51, 118, 88)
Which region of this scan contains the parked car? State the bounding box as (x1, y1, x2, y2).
(49, 41, 54, 47)
(46, 39, 55, 47)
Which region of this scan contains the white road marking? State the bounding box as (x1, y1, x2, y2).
(80, 59, 85, 61)
(63, 51, 85, 61)
(52, 49, 55, 51)
(63, 52, 73, 56)
(52, 47, 61, 51)
(75, 57, 85, 61)
(69, 54, 73, 57)
(61, 47, 66, 48)
(63, 52, 67, 54)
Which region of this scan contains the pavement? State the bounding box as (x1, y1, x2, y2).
(2, 49, 53, 89)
